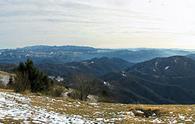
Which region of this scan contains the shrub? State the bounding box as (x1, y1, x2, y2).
(68, 90, 82, 100)
(49, 85, 65, 97)
(73, 74, 93, 101)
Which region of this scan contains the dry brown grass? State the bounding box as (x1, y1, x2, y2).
(0, 71, 15, 77)
(28, 94, 195, 123)
(0, 88, 13, 92)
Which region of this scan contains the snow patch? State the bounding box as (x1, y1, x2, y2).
(174, 59, 177, 63)
(165, 66, 170, 70)
(56, 76, 64, 82)
(0, 92, 95, 124)
(151, 118, 163, 123)
(121, 73, 127, 77)
(178, 114, 185, 120)
(103, 81, 110, 87)
(155, 62, 158, 68)
(25, 54, 30, 57)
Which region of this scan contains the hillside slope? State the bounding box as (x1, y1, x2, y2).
(37, 57, 133, 77)
(100, 56, 195, 104)
(102, 72, 195, 104)
(127, 56, 195, 92)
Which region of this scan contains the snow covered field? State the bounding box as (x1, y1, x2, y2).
(0, 91, 96, 124)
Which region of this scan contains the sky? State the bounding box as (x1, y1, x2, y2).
(1, 0, 195, 49)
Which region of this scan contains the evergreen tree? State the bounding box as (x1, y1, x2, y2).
(14, 59, 52, 93)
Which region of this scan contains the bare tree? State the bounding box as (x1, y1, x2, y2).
(74, 74, 93, 101)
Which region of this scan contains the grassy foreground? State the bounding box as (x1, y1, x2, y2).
(29, 93, 195, 123)
(0, 88, 195, 123)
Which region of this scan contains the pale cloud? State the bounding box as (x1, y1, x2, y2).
(0, 0, 195, 49)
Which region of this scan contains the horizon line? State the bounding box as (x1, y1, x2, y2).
(1, 44, 195, 51)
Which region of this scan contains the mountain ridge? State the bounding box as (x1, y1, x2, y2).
(100, 56, 195, 104)
(0, 45, 193, 64)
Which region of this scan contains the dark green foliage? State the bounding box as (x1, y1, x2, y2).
(13, 59, 53, 93)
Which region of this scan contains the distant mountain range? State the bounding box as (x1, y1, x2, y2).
(0, 45, 193, 64)
(1, 45, 195, 104)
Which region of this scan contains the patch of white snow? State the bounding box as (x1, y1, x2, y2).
(165, 66, 170, 70)
(0, 92, 96, 124)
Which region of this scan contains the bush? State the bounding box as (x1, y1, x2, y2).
(49, 85, 65, 97)
(73, 75, 92, 101)
(68, 90, 82, 100)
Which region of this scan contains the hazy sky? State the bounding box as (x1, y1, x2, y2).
(1, 0, 195, 49)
